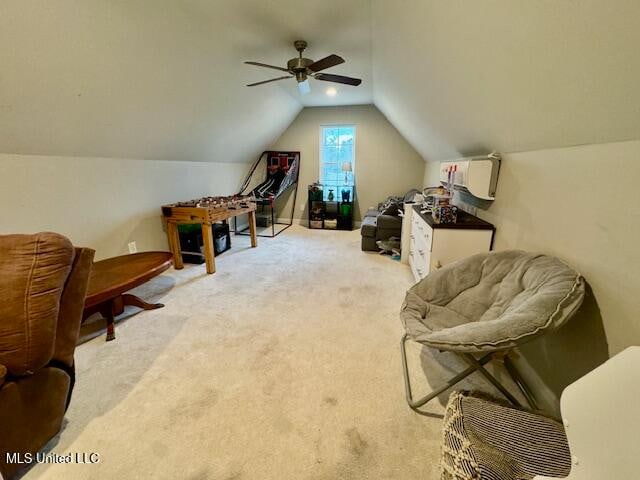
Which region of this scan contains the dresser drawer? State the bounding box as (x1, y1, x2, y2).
(409, 244, 430, 281)
(410, 261, 424, 283)
(411, 233, 431, 260)
(411, 214, 433, 251)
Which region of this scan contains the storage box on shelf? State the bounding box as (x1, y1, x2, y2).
(178, 222, 231, 264)
(406, 205, 494, 282)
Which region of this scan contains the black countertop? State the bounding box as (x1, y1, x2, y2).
(412, 204, 495, 230)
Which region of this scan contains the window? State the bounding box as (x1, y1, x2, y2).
(320, 125, 355, 194)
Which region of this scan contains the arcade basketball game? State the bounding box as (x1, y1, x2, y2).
(235, 151, 300, 237)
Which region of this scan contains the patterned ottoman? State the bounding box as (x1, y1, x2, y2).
(441, 392, 571, 480)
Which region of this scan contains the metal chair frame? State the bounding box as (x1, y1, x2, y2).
(400, 333, 538, 412)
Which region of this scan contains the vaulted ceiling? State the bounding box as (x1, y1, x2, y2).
(1, 0, 639, 163)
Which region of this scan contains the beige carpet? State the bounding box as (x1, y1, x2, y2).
(24, 226, 516, 480)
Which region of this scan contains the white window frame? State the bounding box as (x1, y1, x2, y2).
(319, 124, 356, 188)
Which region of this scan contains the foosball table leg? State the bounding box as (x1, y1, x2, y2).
(201, 222, 216, 274)
(166, 222, 184, 270)
(248, 210, 258, 248)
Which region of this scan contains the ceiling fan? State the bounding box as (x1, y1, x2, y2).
(245, 40, 362, 95)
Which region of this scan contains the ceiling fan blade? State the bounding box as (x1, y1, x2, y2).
(308, 54, 345, 73)
(314, 73, 362, 86)
(246, 76, 292, 87)
(244, 61, 291, 73)
(298, 79, 310, 95)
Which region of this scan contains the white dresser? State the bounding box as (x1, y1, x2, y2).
(407, 205, 495, 282)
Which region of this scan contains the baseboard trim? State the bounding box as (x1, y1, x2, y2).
(245, 217, 362, 231)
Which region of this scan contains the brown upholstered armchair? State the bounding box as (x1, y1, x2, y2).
(0, 233, 94, 479)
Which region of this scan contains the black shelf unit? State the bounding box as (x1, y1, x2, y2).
(307, 184, 354, 231)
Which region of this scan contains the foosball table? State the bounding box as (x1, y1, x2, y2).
(161, 195, 257, 274)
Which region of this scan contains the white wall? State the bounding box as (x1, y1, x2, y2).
(271, 105, 425, 222)
(424, 140, 640, 413)
(0, 154, 248, 260)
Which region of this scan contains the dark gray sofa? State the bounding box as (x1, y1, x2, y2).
(360, 190, 420, 252)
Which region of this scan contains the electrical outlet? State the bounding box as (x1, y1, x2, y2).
(128, 241, 137, 254)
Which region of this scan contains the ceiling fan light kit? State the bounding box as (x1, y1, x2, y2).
(245, 40, 362, 94)
(298, 79, 310, 95)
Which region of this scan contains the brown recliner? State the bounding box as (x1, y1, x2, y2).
(0, 233, 94, 479)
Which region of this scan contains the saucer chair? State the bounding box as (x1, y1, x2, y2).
(400, 250, 585, 410)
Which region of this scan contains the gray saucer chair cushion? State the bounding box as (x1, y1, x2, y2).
(401, 250, 585, 353)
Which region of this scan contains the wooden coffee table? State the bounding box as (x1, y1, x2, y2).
(83, 251, 173, 341)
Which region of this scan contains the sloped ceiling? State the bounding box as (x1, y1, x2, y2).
(0, 0, 371, 162)
(2, 1, 639, 163)
(371, 0, 640, 161)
